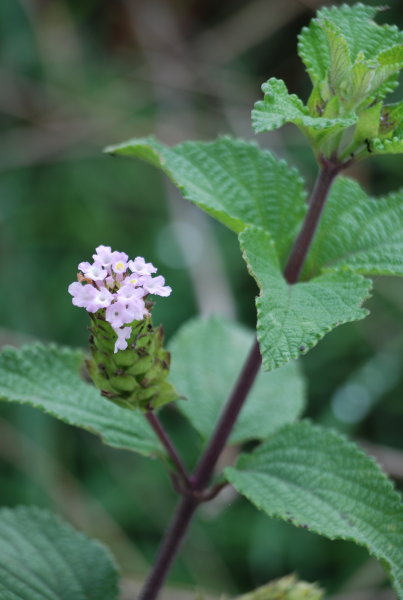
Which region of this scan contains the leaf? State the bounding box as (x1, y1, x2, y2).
(298, 4, 403, 87)
(322, 18, 352, 95)
(252, 78, 356, 137)
(225, 421, 403, 600)
(0, 506, 119, 600)
(240, 227, 371, 371)
(372, 135, 403, 155)
(0, 343, 163, 458)
(352, 101, 382, 147)
(105, 136, 307, 263)
(303, 177, 403, 278)
(169, 317, 305, 444)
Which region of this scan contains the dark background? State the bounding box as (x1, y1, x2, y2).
(1, 1, 402, 598)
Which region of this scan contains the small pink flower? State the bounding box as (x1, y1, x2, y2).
(142, 275, 172, 297)
(93, 245, 114, 269)
(68, 282, 98, 310)
(128, 256, 157, 276)
(117, 284, 145, 303)
(69, 247, 171, 348)
(78, 261, 108, 281)
(87, 287, 114, 312)
(111, 252, 128, 275)
(105, 301, 136, 328)
(113, 326, 132, 353)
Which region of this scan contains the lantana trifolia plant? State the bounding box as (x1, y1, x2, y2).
(0, 4, 403, 600)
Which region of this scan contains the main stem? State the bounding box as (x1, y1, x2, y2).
(139, 157, 341, 600)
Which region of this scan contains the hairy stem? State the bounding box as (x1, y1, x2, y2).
(139, 157, 341, 600)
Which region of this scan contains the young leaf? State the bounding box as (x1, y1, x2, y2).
(104, 136, 307, 262)
(372, 135, 403, 155)
(168, 317, 305, 444)
(0, 343, 163, 457)
(0, 506, 119, 600)
(225, 421, 403, 600)
(240, 227, 371, 371)
(298, 4, 403, 88)
(303, 177, 403, 278)
(252, 78, 356, 136)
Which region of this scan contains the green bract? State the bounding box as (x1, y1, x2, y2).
(88, 313, 177, 411)
(253, 4, 403, 160)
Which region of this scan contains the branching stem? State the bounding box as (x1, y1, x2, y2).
(139, 155, 345, 600)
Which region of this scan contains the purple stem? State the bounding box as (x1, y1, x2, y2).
(139, 157, 341, 600)
(145, 411, 191, 488)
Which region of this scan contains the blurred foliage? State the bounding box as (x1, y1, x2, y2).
(0, 0, 402, 599)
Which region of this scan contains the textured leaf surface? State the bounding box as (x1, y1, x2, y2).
(105, 136, 306, 262)
(0, 343, 163, 457)
(225, 422, 403, 600)
(240, 227, 371, 371)
(252, 78, 356, 136)
(0, 506, 119, 600)
(303, 177, 403, 278)
(169, 318, 305, 444)
(298, 4, 403, 87)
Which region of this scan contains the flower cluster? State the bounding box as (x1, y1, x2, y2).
(68, 245, 171, 353)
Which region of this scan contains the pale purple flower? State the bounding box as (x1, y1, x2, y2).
(114, 326, 132, 353)
(86, 287, 114, 312)
(128, 256, 157, 276)
(142, 275, 172, 297)
(117, 284, 145, 303)
(105, 301, 133, 329)
(111, 252, 128, 275)
(68, 282, 98, 310)
(78, 261, 108, 281)
(93, 245, 114, 269)
(69, 247, 171, 351)
(123, 274, 138, 286)
(126, 296, 148, 321)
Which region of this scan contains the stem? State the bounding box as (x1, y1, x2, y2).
(138, 494, 198, 600)
(284, 157, 342, 284)
(139, 157, 342, 600)
(191, 339, 262, 491)
(145, 411, 191, 487)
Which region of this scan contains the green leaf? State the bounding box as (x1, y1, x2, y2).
(0, 343, 163, 458)
(352, 101, 382, 147)
(372, 135, 403, 155)
(240, 227, 371, 371)
(252, 78, 356, 137)
(105, 136, 307, 263)
(225, 421, 403, 600)
(169, 317, 305, 444)
(0, 506, 119, 600)
(322, 18, 352, 95)
(298, 4, 403, 87)
(303, 177, 403, 278)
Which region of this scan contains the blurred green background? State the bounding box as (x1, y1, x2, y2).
(1, 0, 403, 598)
